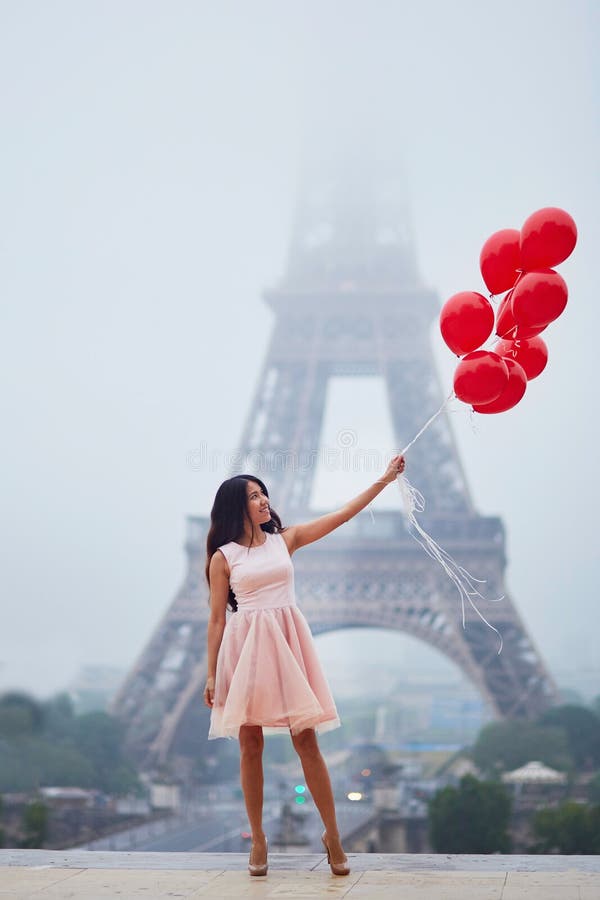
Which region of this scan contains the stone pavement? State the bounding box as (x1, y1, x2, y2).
(1, 850, 599, 899)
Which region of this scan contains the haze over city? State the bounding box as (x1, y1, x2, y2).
(1, 1, 598, 705)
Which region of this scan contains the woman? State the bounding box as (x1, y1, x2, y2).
(203, 452, 406, 876)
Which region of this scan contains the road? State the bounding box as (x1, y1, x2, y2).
(73, 796, 374, 854)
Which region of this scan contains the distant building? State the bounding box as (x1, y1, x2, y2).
(38, 787, 99, 810)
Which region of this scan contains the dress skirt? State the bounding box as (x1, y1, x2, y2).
(208, 605, 341, 740)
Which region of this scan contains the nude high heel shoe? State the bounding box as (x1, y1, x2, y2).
(321, 831, 350, 876)
(248, 837, 268, 876)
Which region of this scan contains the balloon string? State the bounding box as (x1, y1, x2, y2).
(366, 392, 452, 519)
(365, 391, 452, 521)
(496, 327, 515, 342)
(400, 391, 454, 455)
(365, 392, 504, 653)
(490, 268, 524, 301)
(497, 338, 521, 355)
(395, 474, 504, 654)
(491, 269, 526, 344)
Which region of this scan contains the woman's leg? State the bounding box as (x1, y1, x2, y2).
(291, 728, 347, 864)
(239, 725, 267, 860)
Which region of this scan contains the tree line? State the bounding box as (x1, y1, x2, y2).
(429, 702, 600, 854)
(0, 691, 143, 796)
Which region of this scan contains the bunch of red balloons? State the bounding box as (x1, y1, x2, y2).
(439, 207, 577, 414)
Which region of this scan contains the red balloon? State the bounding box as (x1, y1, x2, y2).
(453, 350, 509, 405)
(494, 336, 548, 380)
(472, 358, 527, 414)
(439, 291, 495, 356)
(480, 228, 521, 295)
(511, 269, 567, 329)
(520, 207, 577, 271)
(495, 290, 546, 340)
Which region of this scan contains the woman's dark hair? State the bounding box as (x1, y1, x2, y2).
(205, 474, 285, 612)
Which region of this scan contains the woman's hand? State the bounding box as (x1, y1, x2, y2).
(379, 453, 406, 485)
(203, 676, 215, 708)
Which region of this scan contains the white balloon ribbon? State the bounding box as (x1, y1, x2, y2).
(367, 390, 505, 654)
(395, 473, 504, 655)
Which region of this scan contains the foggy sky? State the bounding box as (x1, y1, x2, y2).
(1, 1, 599, 700)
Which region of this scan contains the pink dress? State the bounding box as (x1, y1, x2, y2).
(208, 531, 341, 740)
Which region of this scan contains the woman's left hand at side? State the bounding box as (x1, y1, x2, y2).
(204, 677, 215, 708)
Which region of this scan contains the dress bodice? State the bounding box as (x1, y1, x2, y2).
(217, 531, 296, 610)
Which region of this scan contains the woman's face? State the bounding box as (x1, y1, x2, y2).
(245, 480, 271, 527)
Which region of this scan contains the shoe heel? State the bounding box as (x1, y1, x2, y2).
(321, 831, 350, 876)
(248, 837, 268, 876)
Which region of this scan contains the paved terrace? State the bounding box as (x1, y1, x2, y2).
(1, 850, 600, 899)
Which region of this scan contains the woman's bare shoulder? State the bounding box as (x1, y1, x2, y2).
(210, 547, 230, 577)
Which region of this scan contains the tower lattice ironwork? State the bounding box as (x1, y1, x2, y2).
(109, 149, 558, 772)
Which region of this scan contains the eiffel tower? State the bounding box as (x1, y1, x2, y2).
(109, 146, 559, 771)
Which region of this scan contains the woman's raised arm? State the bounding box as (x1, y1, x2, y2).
(286, 454, 405, 553)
